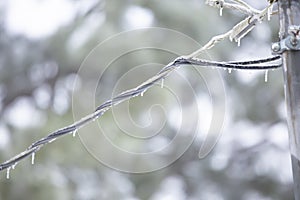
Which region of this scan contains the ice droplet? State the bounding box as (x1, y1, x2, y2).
(161, 79, 164, 88)
(265, 70, 268, 82)
(228, 68, 232, 74)
(6, 167, 11, 179)
(31, 153, 35, 165)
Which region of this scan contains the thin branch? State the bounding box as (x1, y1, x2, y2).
(188, 1, 275, 59)
(230, 0, 260, 14)
(185, 31, 233, 59)
(206, 0, 260, 15)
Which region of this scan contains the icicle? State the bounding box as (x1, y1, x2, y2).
(267, 4, 273, 21)
(237, 38, 241, 47)
(31, 152, 35, 165)
(6, 167, 11, 179)
(72, 129, 77, 137)
(12, 162, 17, 170)
(219, 7, 223, 16)
(161, 79, 164, 88)
(228, 68, 232, 74)
(264, 70, 268, 82)
(141, 91, 144, 97)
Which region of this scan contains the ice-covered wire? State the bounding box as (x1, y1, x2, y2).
(177, 56, 282, 70)
(0, 55, 282, 172)
(0, 0, 280, 174)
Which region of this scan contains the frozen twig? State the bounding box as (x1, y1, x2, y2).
(206, 0, 260, 15)
(187, 1, 275, 58)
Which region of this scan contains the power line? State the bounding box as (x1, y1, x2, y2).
(0, 55, 282, 173)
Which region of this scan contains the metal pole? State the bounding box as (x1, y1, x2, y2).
(277, 0, 300, 199)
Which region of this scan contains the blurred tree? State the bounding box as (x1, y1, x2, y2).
(0, 0, 293, 200)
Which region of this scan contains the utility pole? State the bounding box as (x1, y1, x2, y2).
(275, 0, 300, 199)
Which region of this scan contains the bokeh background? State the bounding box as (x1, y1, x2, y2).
(0, 0, 293, 199)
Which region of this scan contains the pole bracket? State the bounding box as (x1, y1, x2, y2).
(272, 25, 300, 54)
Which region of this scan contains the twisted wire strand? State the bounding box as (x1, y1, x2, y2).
(0, 56, 282, 172)
(176, 56, 282, 70)
(227, 55, 280, 65)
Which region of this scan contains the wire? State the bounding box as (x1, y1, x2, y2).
(0, 55, 282, 172)
(175, 56, 282, 70)
(227, 55, 280, 64)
